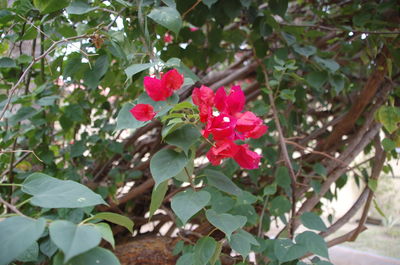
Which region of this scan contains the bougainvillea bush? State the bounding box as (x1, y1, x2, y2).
(1, 0, 400, 264)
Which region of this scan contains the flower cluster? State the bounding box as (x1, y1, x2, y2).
(192, 85, 267, 169)
(130, 69, 184, 121)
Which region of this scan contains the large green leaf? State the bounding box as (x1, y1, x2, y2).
(194, 236, 217, 265)
(0, 57, 16, 68)
(171, 189, 211, 224)
(148, 6, 182, 34)
(0, 217, 46, 265)
(176, 253, 194, 265)
(229, 229, 259, 258)
(124, 62, 157, 79)
(165, 124, 201, 154)
(16, 242, 39, 262)
(92, 212, 134, 234)
(313, 56, 339, 72)
(22, 173, 106, 208)
(67, 247, 120, 265)
(33, 0, 70, 13)
(377, 106, 400, 134)
(149, 180, 169, 218)
(296, 231, 329, 258)
(204, 169, 242, 196)
(270, 196, 291, 216)
(66, 0, 97, 15)
(306, 71, 328, 89)
(150, 148, 188, 188)
(94, 223, 115, 248)
(49, 220, 102, 262)
(83, 55, 109, 89)
(300, 212, 327, 231)
(205, 210, 247, 240)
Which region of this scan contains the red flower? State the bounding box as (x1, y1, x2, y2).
(163, 33, 173, 43)
(206, 140, 239, 166)
(236, 111, 268, 139)
(233, 144, 262, 169)
(189, 27, 199, 32)
(203, 113, 236, 141)
(192, 85, 214, 122)
(161, 69, 184, 91)
(214, 85, 245, 115)
(130, 104, 156, 121)
(144, 69, 183, 101)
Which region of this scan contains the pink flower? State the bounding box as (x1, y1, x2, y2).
(203, 113, 237, 141)
(206, 140, 239, 165)
(214, 85, 245, 115)
(189, 27, 199, 32)
(163, 33, 173, 43)
(144, 69, 183, 101)
(130, 104, 156, 121)
(192, 85, 214, 122)
(233, 144, 262, 169)
(236, 111, 268, 139)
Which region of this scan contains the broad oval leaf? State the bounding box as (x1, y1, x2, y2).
(94, 223, 115, 249)
(194, 236, 217, 265)
(148, 6, 182, 34)
(165, 124, 201, 154)
(149, 180, 169, 218)
(92, 212, 134, 234)
(22, 173, 107, 208)
(49, 220, 102, 262)
(150, 148, 188, 188)
(204, 169, 242, 196)
(0, 217, 46, 265)
(67, 247, 120, 265)
(33, 0, 70, 14)
(296, 231, 329, 258)
(66, 0, 97, 15)
(171, 189, 211, 224)
(205, 210, 247, 240)
(124, 62, 157, 79)
(300, 212, 327, 232)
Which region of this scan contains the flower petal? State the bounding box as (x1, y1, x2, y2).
(161, 69, 184, 91)
(144, 76, 170, 101)
(130, 104, 156, 121)
(233, 145, 261, 169)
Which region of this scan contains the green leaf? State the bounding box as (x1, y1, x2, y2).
(210, 241, 222, 265)
(263, 183, 277, 196)
(171, 189, 211, 224)
(124, 62, 157, 79)
(382, 138, 396, 151)
(148, 6, 182, 34)
(313, 56, 339, 72)
(274, 239, 293, 262)
(0, 57, 16, 68)
(67, 247, 120, 265)
(150, 148, 188, 188)
(37, 95, 59, 106)
(66, 0, 97, 14)
(8, 106, 40, 126)
(377, 106, 400, 133)
(149, 180, 169, 218)
(293, 44, 316, 57)
(368, 178, 378, 192)
(279, 89, 296, 102)
(165, 124, 201, 154)
(275, 166, 291, 193)
(22, 173, 106, 208)
(194, 236, 217, 265)
(296, 231, 329, 258)
(39, 238, 58, 258)
(205, 210, 247, 240)
(49, 220, 102, 262)
(33, 0, 70, 13)
(329, 74, 345, 93)
(269, 0, 288, 17)
(229, 229, 259, 258)
(300, 212, 327, 231)
(306, 71, 328, 89)
(17, 242, 39, 262)
(282, 244, 308, 262)
(281, 32, 296, 46)
(270, 196, 291, 216)
(94, 223, 115, 249)
(92, 212, 134, 234)
(204, 169, 242, 196)
(84, 55, 109, 89)
(0, 217, 46, 265)
(202, 0, 218, 8)
(313, 163, 327, 177)
(176, 253, 194, 265)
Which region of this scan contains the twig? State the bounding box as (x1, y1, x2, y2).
(0, 34, 89, 121)
(182, 0, 202, 19)
(0, 196, 28, 218)
(260, 62, 297, 237)
(0, 149, 43, 162)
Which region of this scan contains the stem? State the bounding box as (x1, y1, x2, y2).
(185, 167, 196, 190)
(0, 196, 28, 218)
(257, 196, 269, 238)
(0, 183, 22, 187)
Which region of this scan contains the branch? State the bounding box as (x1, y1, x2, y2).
(0, 34, 89, 121)
(0, 196, 28, 218)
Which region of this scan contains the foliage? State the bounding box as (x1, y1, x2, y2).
(1, 0, 400, 264)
